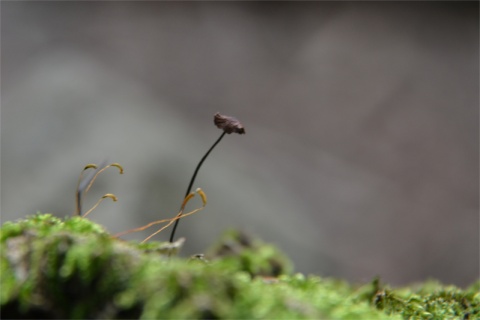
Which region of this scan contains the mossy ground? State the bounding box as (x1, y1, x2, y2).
(1, 213, 478, 319)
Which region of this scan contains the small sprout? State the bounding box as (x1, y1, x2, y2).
(196, 187, 207, 206)
(83, 164, 99, 170)
(82, 193, 118, 218)
(181, 192, 196, 208)
(74, 163, 102, 216)
(143, 188, 208, 243)
(109, 163, 124, 174)
(84, 163, 124, 194)
(113, 188, 207, 242)
(74, 162, 123, 216)
(169, 113, 245, 242)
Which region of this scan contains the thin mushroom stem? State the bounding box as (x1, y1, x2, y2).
(169, 131, 226, 242)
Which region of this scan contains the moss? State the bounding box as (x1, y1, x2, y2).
(368, 279, 480, 319)
(206, 229, 294, 277)
(1, 213, 478, 319)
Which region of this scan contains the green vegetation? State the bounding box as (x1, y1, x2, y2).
(1, 213, 478, 319)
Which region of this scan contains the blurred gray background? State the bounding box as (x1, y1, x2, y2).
(1, 2, 478, 287)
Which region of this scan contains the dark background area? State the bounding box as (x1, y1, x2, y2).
(1, 2, 478, 287)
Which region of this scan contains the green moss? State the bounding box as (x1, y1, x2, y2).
(206, 229, 294, 277)
(369, 279, 480, 319)
(1, 213, 108, 241)
(1, 213, 478, 319)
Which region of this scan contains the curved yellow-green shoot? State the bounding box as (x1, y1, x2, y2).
(82, 193, 118, 218)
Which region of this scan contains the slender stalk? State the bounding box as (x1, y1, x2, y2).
(169, 131, 227, 242)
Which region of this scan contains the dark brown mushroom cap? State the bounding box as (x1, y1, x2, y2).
(214, 113, 245, 134)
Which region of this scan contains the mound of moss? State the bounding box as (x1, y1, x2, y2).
(1, 214, 478, 319)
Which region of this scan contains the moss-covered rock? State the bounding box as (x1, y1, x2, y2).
(1, 213, 478, 319)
